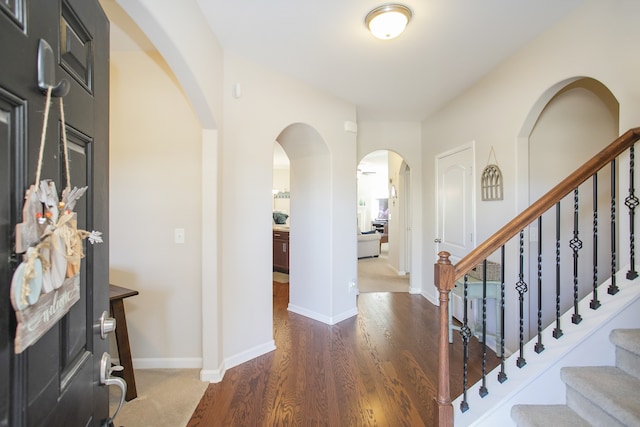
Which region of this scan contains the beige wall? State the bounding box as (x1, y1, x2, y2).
(421, 0, 640, 349)
(109, 50, 203, 366)
(221, 54, 358, 362)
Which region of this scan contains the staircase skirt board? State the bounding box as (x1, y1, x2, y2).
(454, 270, 640, 427)
(510, 404, 590, 427)
(562, 366, 640, 427)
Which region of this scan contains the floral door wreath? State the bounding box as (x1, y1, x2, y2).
(10, 86, 103, 353)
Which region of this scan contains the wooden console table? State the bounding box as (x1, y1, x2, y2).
(109, 284, 139, 401)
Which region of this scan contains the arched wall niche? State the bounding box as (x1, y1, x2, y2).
(516, 76, 620, 341)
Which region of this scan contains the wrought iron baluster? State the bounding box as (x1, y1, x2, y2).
(553, 202, 563, 339)
(535, 217, 544, 353)
(460, 275, 471, 413)
(479, 260, 488, 398)
(516, 230, 527, 368)
(609, 159, 619, 295)
(626, 144, 639, 280)
(498, 245, 507, 383)
(591, 173, 601, 310)
(570, 188, 583, 325)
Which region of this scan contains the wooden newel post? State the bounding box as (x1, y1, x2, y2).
(434, 251, 455, 427)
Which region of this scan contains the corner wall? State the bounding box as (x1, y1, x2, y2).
(109, 50, 203, 367)
(221, 54, 358, 366)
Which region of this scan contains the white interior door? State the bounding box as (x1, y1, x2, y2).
(436, 144, 475, 320)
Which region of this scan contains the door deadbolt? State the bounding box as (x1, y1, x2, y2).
(99, 311, 116, 339)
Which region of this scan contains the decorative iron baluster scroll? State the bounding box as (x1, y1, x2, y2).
(460, 275, 471, 413)
(535, 217, 545, 353)
(609, 159, 619, 295)
(591, 173, 601, 310)
(479, 260, 488, 398)
(626, 144, 639, 280)
(497, 246, 507, 383)
(570, 188, 583, 325)
(553, 202, 563, 339)
(516, 231, 527, 368)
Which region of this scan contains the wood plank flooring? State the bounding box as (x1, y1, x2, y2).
(187, 283, 499, 426)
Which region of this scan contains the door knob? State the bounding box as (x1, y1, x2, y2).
(100, 352, 127, 425)
(434, 238, 442, 243)
(99, 311, 116, 339)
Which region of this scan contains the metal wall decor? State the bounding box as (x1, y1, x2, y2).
(481, 146, 503, 201)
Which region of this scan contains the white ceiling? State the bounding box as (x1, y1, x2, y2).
(195, 0, 586, 121)
(103, 0, 586, 122)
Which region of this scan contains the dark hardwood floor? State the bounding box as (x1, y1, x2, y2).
(187, 283, 499, 426)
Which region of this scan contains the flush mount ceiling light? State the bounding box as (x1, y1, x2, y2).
(365, 3, 412, 40)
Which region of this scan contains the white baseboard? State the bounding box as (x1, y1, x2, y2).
(129, 357, 203, 369)
(421, 288, 439, 305)
(224, 340, 276, 371)
(200, 364, 225, 383)
(288, 303, 357, 325)
(331, 306, 359, 324)
(201, 341, 277, 383)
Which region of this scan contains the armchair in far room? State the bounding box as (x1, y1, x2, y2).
(357, 229, 381, 258)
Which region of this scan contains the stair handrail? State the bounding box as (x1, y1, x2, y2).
(434, 127, 640, 426)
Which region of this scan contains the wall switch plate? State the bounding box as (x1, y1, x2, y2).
(174, 228, 185, 244)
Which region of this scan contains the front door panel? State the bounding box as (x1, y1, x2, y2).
(0, 1, 110, 426)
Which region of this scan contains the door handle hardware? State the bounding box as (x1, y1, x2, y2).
(99, 311, 116, 339)
(100, 352, 127, 425)
(434, 238, 442, 243)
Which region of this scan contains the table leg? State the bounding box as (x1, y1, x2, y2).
(110, 299, 138, 401)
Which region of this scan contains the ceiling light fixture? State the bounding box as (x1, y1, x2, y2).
(365, 4, 412, 40)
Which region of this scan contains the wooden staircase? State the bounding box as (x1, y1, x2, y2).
(434, 128, 640, 426)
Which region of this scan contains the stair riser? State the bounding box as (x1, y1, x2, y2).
(616, 346, 640, 380)
(565, 387, 625, 427)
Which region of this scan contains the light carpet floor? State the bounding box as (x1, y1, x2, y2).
(273, 271, 289, 283)
(109, 369, 207, 427)
(358, 245, 410, 293)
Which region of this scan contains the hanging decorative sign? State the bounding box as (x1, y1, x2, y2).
(481, 146, 504, 201)
(10, 87, 103, 354)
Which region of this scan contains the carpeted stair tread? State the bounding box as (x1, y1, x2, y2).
(610, 329, 640, 356)
(611, 328, 640, 381)
(511, 404, 590, 427)
(561, 366, 640, 426)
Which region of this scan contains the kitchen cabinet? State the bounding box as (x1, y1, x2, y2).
(273, 229, 289, 273)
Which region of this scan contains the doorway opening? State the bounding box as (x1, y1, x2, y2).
(357, 150, 411, 293)
(272, 123, 332, 321)
(272, 141, 290, 285)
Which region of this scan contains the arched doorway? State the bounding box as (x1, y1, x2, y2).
(356, 150, 412, 292)
(274, 123, 333, 319)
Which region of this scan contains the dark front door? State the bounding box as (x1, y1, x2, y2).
(0, 0, 110, 426)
